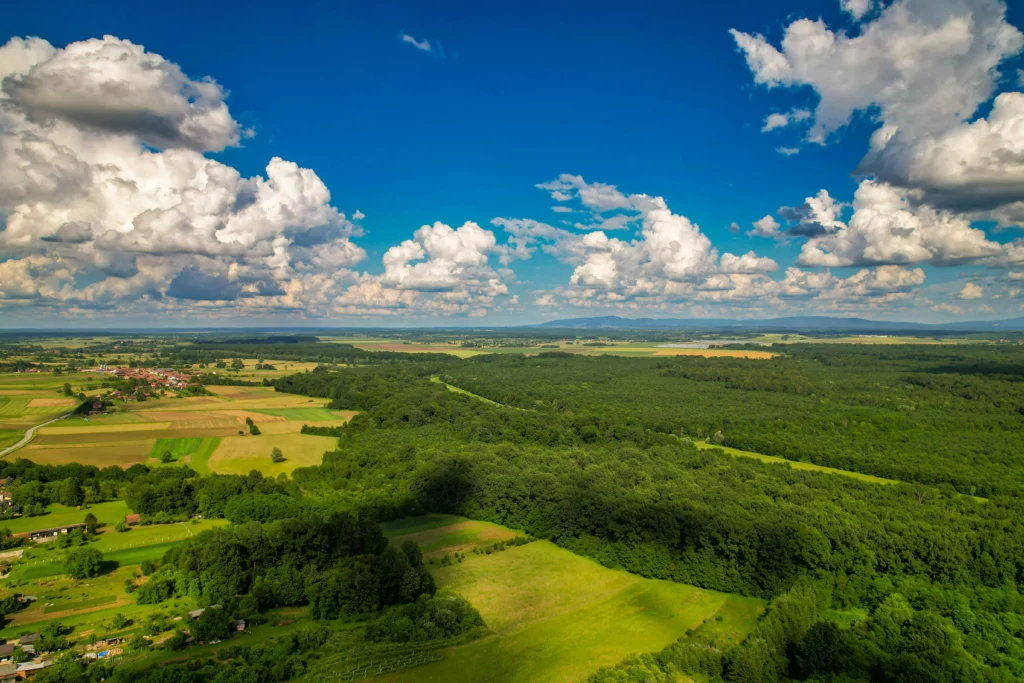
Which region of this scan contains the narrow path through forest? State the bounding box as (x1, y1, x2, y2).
(432, 375, 985, 500)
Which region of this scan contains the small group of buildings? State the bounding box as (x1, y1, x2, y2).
(0, 479, 21, 518)
(12, 523, 86, 543)
(0, 633, 51, 680)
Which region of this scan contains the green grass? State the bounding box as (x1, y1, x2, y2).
(148, 437, 220, 475)
(379, 536, 764, 683)
(693, 440, 900, 485)
(249, 407, 342, 421)
(390, 518, 517, 558)
(18, 561, 66, 580)
(0, 500, 131, 535)
(0, 430, 20, 450)
(60, 412, 153, 427)
(91, 519, 228, 554)
(430, 376, 503, 406)
(381, 514, 465, 537)
(43, 595, 116, 614)
(105, 541, 182, 567)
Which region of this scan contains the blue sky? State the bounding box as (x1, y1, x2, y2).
(2, 0, 1024, 325)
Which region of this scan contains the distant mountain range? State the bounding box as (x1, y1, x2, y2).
(535, 315, 1024, 332)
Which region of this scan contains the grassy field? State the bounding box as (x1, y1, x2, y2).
(250, 407, 344, 421)
(388, 517, 518, 559)
(430, 376, 506, 407)
(89, 519, 228, 553)
(147, 437, 220, 475)
(693, 441, 900, 486)
(349, 339, 777, 359)
(380, 518, 764, 683)
(206, 432, 338, 476)
(0, 500, 131, 535)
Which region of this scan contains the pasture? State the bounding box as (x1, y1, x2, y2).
(206, 432, 338, 476)
(387, 517, 518, 559)
(147, 437, 220, 474)
(378, 530, 764, 683)
(0, 500, 130, 535)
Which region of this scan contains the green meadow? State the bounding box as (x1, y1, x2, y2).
(380, 521, 764, 683)
(250, 407, 342, 421)
(148, 437, 221, 475)
(0, 500, 131, 535)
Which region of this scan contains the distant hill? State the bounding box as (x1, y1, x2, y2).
(536, 315, 1024, 333)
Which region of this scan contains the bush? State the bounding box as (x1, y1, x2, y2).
(271, 447, 285, 464)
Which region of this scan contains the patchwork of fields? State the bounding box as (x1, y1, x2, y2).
(2, 380, 353, 475)
(346, 338, 778, 359)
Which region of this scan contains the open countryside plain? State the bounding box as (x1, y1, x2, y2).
(376, 516, 763, 683)
(332, 337, 778, 359)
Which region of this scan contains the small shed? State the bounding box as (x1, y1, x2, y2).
(124, 514, 140, 526)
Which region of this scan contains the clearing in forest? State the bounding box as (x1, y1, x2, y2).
(206, 432, 338, 476)
(379, 519, 764, 683)
(386, 516, 518, 559)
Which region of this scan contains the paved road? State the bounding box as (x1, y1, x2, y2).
(0, 412, 74, 459)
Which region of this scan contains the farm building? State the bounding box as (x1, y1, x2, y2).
(124, 514, 140, 526)
(0, 644, 12, 663)
(0, 663, 14, 681)
(14, 523, 87, 541)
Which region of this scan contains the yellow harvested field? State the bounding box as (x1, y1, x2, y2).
(213, 410, 286, 423)
(255, 419, 348, 435)
(652, 349, 776, 359)
(26, 398, 78, 407)
(208, 432, 338, 476)
(204, 385, 269, 399)
(136, 411, 239, 429)
(21, 442, 152, 467)
(40, 422, 172, 435)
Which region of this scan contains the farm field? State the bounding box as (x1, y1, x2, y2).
(332, 337, 779, 359)
(146, 437, 220, 474)
(3, 383, 352, 475)
(379, 522, 764, 683)
(384, 515, 519, 559)
(207, 432, 339, 476)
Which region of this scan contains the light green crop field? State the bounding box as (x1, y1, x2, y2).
(381, 514, 466, 537)
(250, 407, 343, 421)
(207, 432, 338, 476)
(0, 500, 131, 535)
(379, 532, 764, 683)
(90, 519, 229, 553)
(390, 518, 519, 559)
(147, 437, 221, 475)
(104, 540, 184, 567)
(0, 430, 19, 450)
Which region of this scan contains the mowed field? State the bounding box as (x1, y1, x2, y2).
(13, 385, 353, 475)
(379, 517, 764, 683)
(0, 372, 92, 432)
